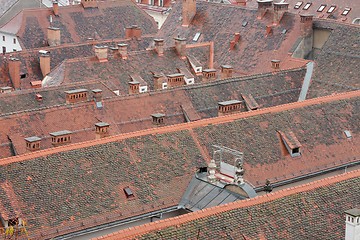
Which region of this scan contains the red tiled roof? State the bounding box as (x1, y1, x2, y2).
(0, 90, 358, 239)
(97, 168, 360, 240)
(0, 0, 158, 49)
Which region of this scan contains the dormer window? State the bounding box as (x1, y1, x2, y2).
(327, 5, 336, 13)
(124, 187, 134, 199)
(294, 1, 303, 9)
(342, 7, 351, 16)
(317, 4, 326, 12)
(278, 131, 302, 157)
(303, 2, 311, 10)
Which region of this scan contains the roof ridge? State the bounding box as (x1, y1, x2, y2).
(96, 168, 360, 240)
(0, 89, 359, 166)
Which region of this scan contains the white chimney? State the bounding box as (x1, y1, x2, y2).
(345, 208, 360, 240)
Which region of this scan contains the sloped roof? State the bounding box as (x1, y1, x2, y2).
(0, 68, 306, 158)
(308, 21, 360, 98)
(0, 0, 157, 49)
(0, 90, 358, 239)
(101, 169, 360, 240)
(158, 1, 307, 74)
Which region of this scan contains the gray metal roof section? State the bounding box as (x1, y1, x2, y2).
(179, 174, 248, 212)
(49, 130, 72, 137)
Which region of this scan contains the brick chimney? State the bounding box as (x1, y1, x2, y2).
(151, 113, 165, 125)
(92, 89, 102, 101)
(39, 52, 51, 77)
(128, 81, 140, 94)
(108, 46, 119, 59)
(273, 2, 289, 25)
(221, 65, 233, 79)
(25, 136, 41, 151)
(153, 73, 167, 90)
(125, 25, 142, 39)
(230, 33, 240, 50)
(174, 37, 187, 59)
(65, 89, 88, 104)
(53, 0, 59, 16)
(50, 130, 72, 146)
(25, 136, 41, 152)
(266, 25, 273, 36)
(202, 69, 217, 81)
(154, 39, 164, 56)
(218, 100, 242, 116)
(81, 0, 97, 8)
(271, 59, 280, 69)
(94, 45, 108, 62)
(345, 209, 360, 240)
(8, 58, 21, 89)
(167, 73, 185, 88)
(118, 43, 128, 60)
(257, 0, 273, 19)
(182, 0, 196, 27)
(300, 14, 314, 37)
(297, 14, 314, 59)
(235, 0, 246, 6)
(95, 122, 110, 139)
(47, 27, 61, 46)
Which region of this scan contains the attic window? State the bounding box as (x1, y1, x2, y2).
(278, 131, 302, 157)
(344, 130, 352, 139)
(123, 187, 134, 198)
(303, 2, 311, 10)
(294, 1, 303, 9)
(327, 5, 336, 13)
(317, 4, 326, 12)
(342, 7, 351, 16)
(193, 32, 201, 42)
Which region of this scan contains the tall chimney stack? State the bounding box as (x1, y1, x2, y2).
(39, 52, 51, 77)
(182, 0, 196, 27)
(345, 209, 360, 240)
(8, 58, 21, 90)
(296, 14, 314, 59)
(221, 65, 233, 79)
(118, 43, 128, 60)
(53, 0, 59, 16)
(257, 0, 273, 19)
(94, 45, 108, 62)
(47, 27, 61, 46)
(273, 2, 289, 25)
(174, 37, 187, 59)
(154, 39, 164, 56)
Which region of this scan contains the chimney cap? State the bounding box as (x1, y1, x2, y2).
(65, 88, 88, 94)
(48, 26, 60, 30)
(151, 113, 165, 118)
(39, 50, 50, 55)
(221, 65, 233, 69)
(257, 0, 273, 3)
(154, 38, 164, 42)
(174, 36, 186, 41)
(92, 89, 103, 93)
(203, 68, 217, 73)
(50, 130, 72, 137)
(345, 208, 360, 217)
(94, 45, 108, 49)
(117, 43, 128, 47)
(271, 59, 280, 63)
(9, 57, 20, 61)
(109, 46, 118, 50)
(299, 13, 314, 18)
(95, 122, 110, 128)
(128, 81, 140, 85)
(1, 86, 12, 90)
(25, 136, 41, 142)
(218, 100, 241, 106)
(167, 73, 184, 78)
(273, 2, 289, 6)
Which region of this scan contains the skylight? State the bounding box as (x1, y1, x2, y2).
(327, 5, 336, 13)
(303, 2, 311, 10)
(317, 4, 326, 12)
(242, 21, 248, 27)
(193, 32, 201, 42)
(344, 130, 352, 139)
(342, 7, 351, 16)
(294, 1, 303, 9)
(124, 187, 134, 198)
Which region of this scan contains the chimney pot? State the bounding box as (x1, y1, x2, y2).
(221, 65, 233, 79)
(271, 59, 280, 69)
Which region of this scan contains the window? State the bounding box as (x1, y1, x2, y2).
(242, 21, 248, 27)
(13, 38, 16, 44)
(342, 7, 351, 16)
(294, 1, 303, 9)
(327, 5, 336, 13)
(2, 46, 6, 54)
(317, 4, 326, 12)
(159, 0, 163, 6)
(2, 36, 5, 41)
(303, 2, 311, 10)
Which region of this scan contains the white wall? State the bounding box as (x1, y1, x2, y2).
(0, 32, 22, 53)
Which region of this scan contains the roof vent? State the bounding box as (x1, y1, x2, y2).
(123, 187, 135, 199)
(344, 130, 352, 139)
